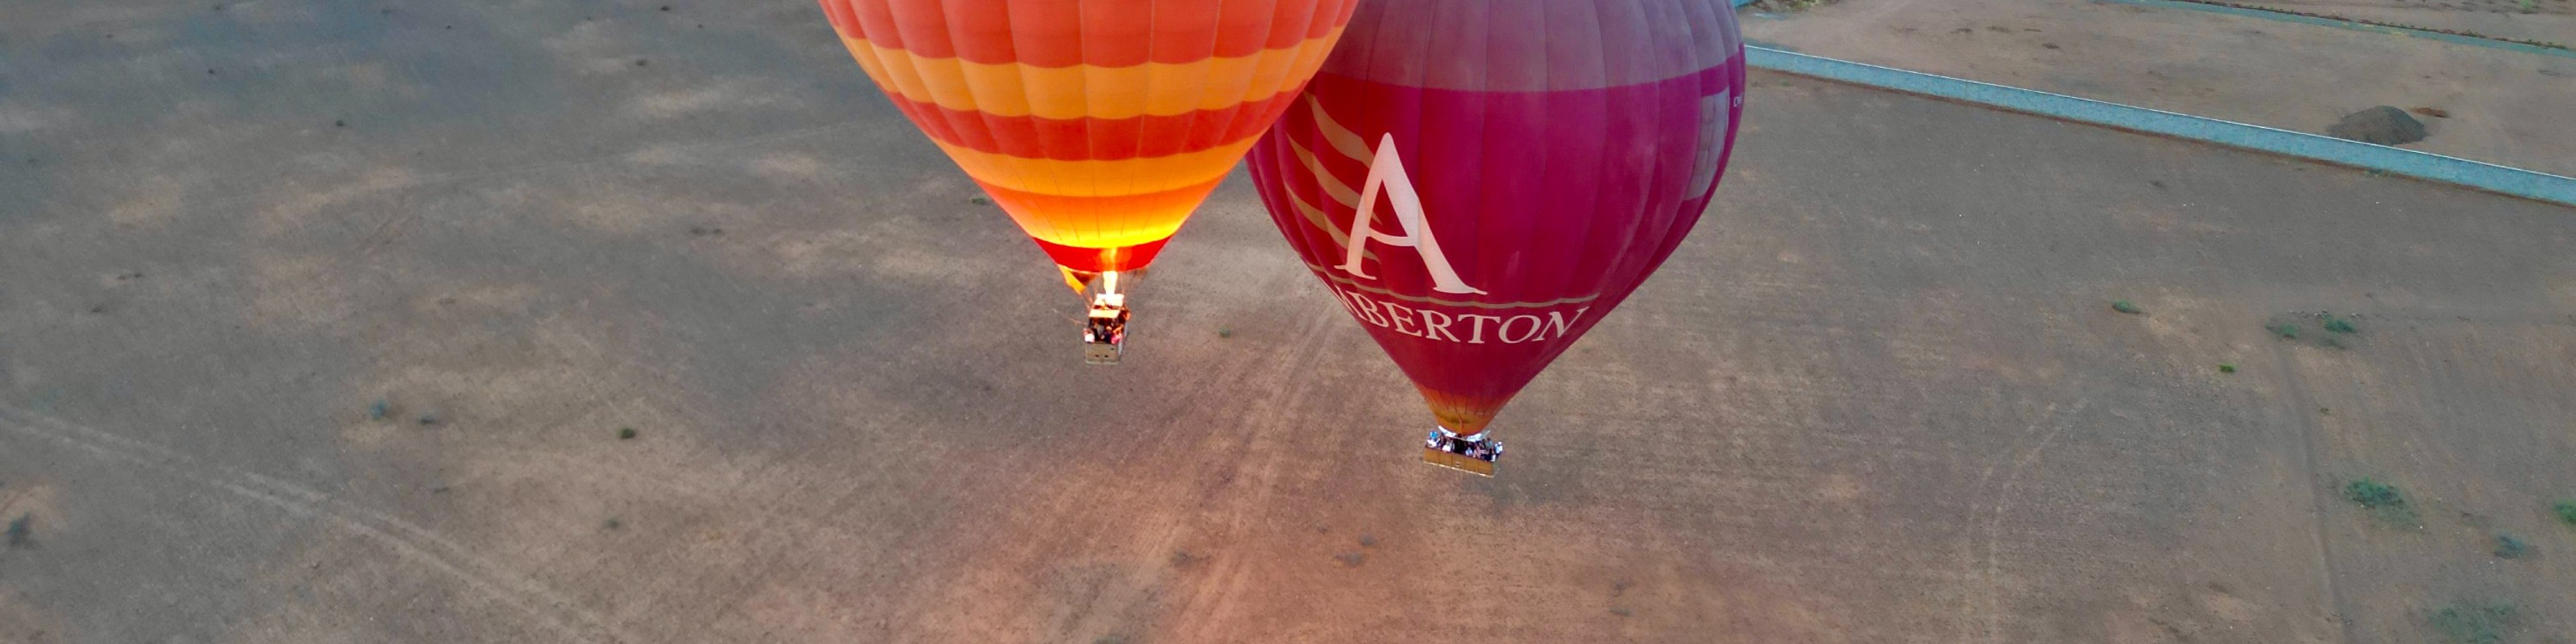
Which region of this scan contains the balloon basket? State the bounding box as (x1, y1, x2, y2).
(1083, 342, 1121, 364)
(1081, 293, 1129, 365)
(1421, 428, 1500, 477)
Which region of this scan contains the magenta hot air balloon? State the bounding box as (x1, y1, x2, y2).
(1245, 0, 1746, 475)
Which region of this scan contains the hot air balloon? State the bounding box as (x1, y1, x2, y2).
(817, 0, 1358, 363)
(1244, 0, 1746, 475)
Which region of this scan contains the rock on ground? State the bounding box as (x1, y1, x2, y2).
(2327, 106, 2427, 145)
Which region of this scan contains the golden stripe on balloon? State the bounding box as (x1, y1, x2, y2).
(878, 85, 1301, 161)
(837, 0, 1346, 67)
(929, 137, 1256, 197)
(819, 0, 1359, 263)
(976, 176, 1226, 248)
(835, 27, 1343, 121)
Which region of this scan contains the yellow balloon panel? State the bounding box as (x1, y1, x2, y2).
(820, 0, 1358, 271)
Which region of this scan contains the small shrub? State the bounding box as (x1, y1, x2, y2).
(1752, 0, 1830, 11)
(2218, 363, 2237, 374)
(2494, 533, 2530, 559)
(967, 196, 993, 205)
(4, 514, 29, 549)
(2427, 602, 2517, 644)
(2269, 323, 2301, 339)
(2555, 500, 2576, 526)
(2111, 300, 2142, 314)
(2345, 477, 2404, 509)
(2323, 315, 2357, 334)
(368, 399, 389, 421)
(617, 427, 637, 440)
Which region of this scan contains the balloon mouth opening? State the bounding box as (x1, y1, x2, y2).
(1035, 238, 1170, 274)
(1062, 267, 1145, 296)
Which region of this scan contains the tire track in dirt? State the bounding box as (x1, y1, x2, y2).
(1156, 304, 1349, 642)
(1958, 398, 2084, 644)
(874, 299, 1352, 643)
(0, 405, 632, 643)
(1018, 303, 1346, 642)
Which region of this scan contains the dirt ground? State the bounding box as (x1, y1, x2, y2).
(2239, 0, 2576, 46)
(1741, 0, 2576, 177)
(3, 1, 2575, 643)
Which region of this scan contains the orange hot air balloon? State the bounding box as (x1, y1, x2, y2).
(818, 0, 1358, 363)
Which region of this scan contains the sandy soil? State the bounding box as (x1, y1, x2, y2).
(3, 1, 2573, 642)
(2241, 0, 2576, 46)
(1741, 0, 2576, 177)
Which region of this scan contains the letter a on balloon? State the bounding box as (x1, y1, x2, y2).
(1339, 134, 1485, 295)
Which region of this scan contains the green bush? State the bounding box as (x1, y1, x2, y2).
(2322, 315, 2357, 334)
(4, 515, 28, 548)
(2345, 478, 2403, 509)
(2494, 533, 2530, 559)
(2111, 300, 2142, 314)
(2555, 500, 2576, 526)
(2270, 323, 2301, 339)
(2427, 602, 2517, 644)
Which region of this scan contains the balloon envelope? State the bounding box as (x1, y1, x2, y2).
(1246, 0, 1746, 435)
(821, 0, 1358, 273)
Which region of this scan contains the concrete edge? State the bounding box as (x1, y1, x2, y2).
(1744, 46, 2576, 208)
(2098, 0, 2576, 60)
